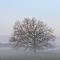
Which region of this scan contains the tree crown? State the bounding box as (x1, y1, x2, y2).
(10, 17, 55, 49)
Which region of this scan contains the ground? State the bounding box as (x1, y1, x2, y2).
(0, 48, 60, 60)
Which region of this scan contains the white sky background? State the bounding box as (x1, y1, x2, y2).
(0, 0, 60, 37)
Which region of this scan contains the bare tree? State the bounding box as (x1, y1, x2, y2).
(10, 17, 55, 53)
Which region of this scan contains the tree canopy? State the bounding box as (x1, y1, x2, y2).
(10, 17, 55, 50)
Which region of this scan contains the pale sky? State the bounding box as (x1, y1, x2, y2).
(0, 0, 60, 37)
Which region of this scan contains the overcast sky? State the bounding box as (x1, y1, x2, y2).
(0, 0, 60, 37)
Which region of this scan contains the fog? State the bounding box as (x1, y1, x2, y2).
(0, 36, 60, 47)
(0, 36, 60, 60)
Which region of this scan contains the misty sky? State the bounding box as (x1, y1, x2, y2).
(0, 0, 60, 37)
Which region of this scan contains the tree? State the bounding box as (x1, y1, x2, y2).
(10, 17, 55, 54)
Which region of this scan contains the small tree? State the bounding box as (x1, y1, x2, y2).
(10, 17, 55, 54)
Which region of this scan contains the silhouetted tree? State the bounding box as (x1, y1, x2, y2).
(10, 17, 55, 54)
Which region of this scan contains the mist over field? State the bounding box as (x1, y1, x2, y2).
(0, 36, 59, 48)
(0, 36, 59, 60)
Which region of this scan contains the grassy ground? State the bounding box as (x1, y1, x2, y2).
(0, 48, 60, 60)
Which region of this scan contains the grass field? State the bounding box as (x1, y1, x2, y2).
(0, 48, 60, 60)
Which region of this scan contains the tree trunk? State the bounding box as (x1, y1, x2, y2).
(33, 38, 37, 56)
(33, 47, 36, 56)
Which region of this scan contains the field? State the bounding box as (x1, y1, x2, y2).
(0, 48, 60, 60)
